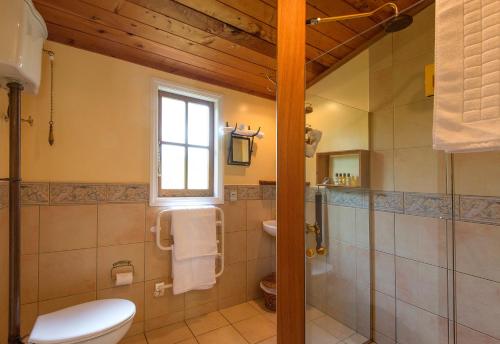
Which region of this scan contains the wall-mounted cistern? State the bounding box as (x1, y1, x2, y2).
(306, 2, 413, 33)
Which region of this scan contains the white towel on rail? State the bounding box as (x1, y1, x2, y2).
(433, 0, 500, 152)
(171, 207, 217, 295)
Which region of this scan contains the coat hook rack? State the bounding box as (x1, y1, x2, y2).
(3, 106, 34, 126)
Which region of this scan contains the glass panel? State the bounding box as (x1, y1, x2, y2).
(161, 97, 185, 144)
(187, 147, 209, 189)
(187, 102, 210, 146)
(161, 144, 185, 189)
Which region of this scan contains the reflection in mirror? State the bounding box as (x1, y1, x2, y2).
(228, 135, 251, 166)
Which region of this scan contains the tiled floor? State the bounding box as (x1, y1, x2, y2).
(120, 300, 370, 344)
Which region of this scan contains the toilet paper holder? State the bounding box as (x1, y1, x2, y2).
(111, 260, 135, 280)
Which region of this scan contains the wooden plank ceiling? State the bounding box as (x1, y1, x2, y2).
(33, 0, 433, 99)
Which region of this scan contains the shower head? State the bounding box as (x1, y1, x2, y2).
(384, 14, 413, 33)
(306, 2, 413, 33)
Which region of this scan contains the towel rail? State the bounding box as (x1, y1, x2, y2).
(150, 207, 225, 291)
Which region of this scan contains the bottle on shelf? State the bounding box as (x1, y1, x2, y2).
(346, 173, 352, 186)
(334, 173, 339, 186)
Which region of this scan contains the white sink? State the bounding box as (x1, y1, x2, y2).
(262, 220, 277, 237)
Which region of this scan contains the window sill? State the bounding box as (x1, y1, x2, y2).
(149, 195, 224, 207)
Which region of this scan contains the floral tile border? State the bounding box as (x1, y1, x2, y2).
(262, 185, 276, 200)
(50, 183, 103, 204)
(404, 193, 452, 219)
(236, 185, 262, 200)
(21, 183, 49, 205)
(327, 189, 368, 209)
(371, 191, 404, 213)
(459, 195, 500, 225)
(106, 184, 149, 203)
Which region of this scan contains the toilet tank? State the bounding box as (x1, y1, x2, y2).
(0, 0, 47, 94)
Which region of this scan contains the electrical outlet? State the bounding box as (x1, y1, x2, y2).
(230, 189, 238, 202)
(154, 282, 165, 297)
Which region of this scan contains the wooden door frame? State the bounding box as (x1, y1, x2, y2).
(276, 1, 306, 344)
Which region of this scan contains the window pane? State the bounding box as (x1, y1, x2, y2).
(187, 147, 209, 189)
(187, 102, 210, 146)
(161, 97, 185, 143)
(161, 144, 185, 189)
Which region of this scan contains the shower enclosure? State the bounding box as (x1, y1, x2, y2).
(301, 2, 500, 344)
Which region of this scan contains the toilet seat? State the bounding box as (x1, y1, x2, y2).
(29, 299, 136, 344)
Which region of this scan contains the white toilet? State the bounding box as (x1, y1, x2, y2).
(28, 299, 136, 344)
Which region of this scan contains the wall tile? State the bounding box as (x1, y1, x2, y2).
(106, 184, 148, 203)
(0, 207, 8, 343)
(456, 221, 500, 283)
(20, 303, 38, 338)
(374, 251, 395, 296)
(145, 206, 170, 242)
(370, 150, 395, 191)
(225, 231, 246, 264)
(0, 182, 8, 209)
(261, 185, 276, 200)
(38, 291, 96, 315)
(21, 206, 39, 255)
(374, 291, 396, 340)
(185, 287, 218, 319)
(356, 247, 371, 288)
(40, 205, 97, 252)
(355, 207, 370, 249)
(394, 99, 434, 148)
(456, 272, 500, 339)
(220, 201, 247, 233)
(49, 183, 101, 204)
(218, 262, 246, 308)
(39, 248, 96, 300)
(356, 284, 371, 338)
(328, 205, 356, 244)
(21, 254, 38, 305)
(371, 191, 404, 213)
(98, 203, 145, 246)
(246, 230, 273, 261)
(395, 214, 447, 267)
(237, 186, 262, 200)
(21, 183, 49, 205)
(306, 257, 327, 312)
(97, 243, 145, 289)
(404, 193, 451, 219)
(371, 108, 394, 151)
(459, 195, 500, 225)
(144, 279, 184, 323)
(98, 282, 145, 323)
(373, 211, 395, 254)
(456, 324, 500, 344)
(370, 66, 393, 112)
(394, 147, 446, 193)
(396, 300, 448, 344)
(454, 151, 500, 197)
(326, 273, 356, 328)
(393, 51, 434, 106)
(328, 241, 356, 282)
(246, 200, 272, 231)
(246, 257, 274, 300)
(396, 257, 448, 317)
(145, 241, 172, 281)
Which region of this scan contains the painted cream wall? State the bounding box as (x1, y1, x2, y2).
(0, 41, 276, 184)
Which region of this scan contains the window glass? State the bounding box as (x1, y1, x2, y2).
(161, 144, 185, 189)
(187, 102, 210, 146)
(161, 97, 185, 144)
(187, 147, 210, 189)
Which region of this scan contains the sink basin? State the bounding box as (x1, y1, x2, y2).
(262, 220, 277, 237)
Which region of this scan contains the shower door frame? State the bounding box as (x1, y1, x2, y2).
(276, 1, 306, 344)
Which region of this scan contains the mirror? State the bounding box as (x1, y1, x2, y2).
(228, 135, 252, 166)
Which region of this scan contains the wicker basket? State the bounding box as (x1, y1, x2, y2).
(260, 273, 277, 312)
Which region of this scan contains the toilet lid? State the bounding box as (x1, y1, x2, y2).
(29, 299, 136, 344)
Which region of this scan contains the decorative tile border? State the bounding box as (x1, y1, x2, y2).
(371, 191, 404, 213)
(459, 195, 500, 225)
(404, 193, 451, 219)
(21, 183, 49, 205)
(14, 182, 500, 225)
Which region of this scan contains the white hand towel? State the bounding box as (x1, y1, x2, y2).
(172, 248, 216, 295)
(171, 207, 218, 295)
(433, 0, 500, 152)
(171, 207, 217, 260)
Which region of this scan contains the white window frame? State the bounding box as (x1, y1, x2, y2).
(150, 78, 224, 206)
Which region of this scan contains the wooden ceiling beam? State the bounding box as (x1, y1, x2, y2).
(173, 0, 353, 60)
(46, 23, 275, 99)
(34, 0, 273, 79)
(36, 4, 274, 92)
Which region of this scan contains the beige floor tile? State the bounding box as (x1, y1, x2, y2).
(186, 311, 229, 336)
(313, 315, 355, 341)
(220, 302, 260, 323)
(306, 305, 325, 321)
(257, 336, 277, 344)
(119, 333, 147, 344)
(197, 326, 247, 344)
(306, 322, 341, 344)
(247, 298, 268, 314)
(176, 339, 198, 344)
(146, 322, 194, 344)
(233, 315, 277, 344)
(343, 333, 369, 344)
